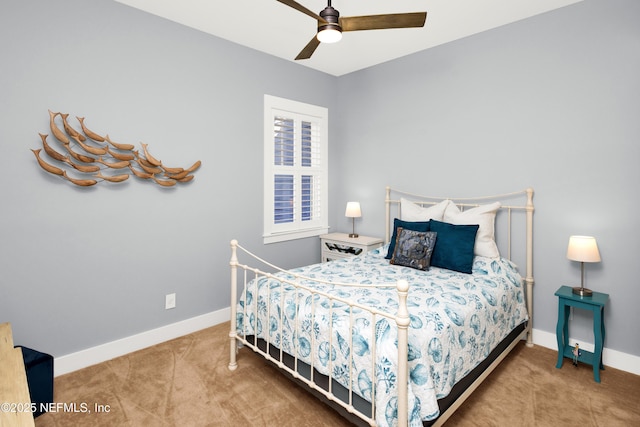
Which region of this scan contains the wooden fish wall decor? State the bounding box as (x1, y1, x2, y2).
(31, 110, 201, 187)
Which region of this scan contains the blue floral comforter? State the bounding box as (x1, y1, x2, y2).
(236, 245, 528, 426)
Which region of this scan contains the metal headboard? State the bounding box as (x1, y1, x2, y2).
(384, 186, 535, 347)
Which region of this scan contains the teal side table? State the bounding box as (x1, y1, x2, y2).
(555, 285, 609, 382)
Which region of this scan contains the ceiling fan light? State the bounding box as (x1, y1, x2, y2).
(317, 27, 342, 43)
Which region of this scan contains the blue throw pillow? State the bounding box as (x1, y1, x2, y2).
(390, 228, 437, 271)
(429, 220, 479, 274)
(385, 218, 431, 259)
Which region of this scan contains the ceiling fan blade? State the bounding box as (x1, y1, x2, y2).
(276, 0, 327, 23)
(295, 36, 321, 60)
(340, 12, 427, 32)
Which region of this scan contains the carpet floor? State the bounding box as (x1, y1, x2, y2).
(35, 322, 640, 426)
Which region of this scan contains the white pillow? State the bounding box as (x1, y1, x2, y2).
(400, 198, 450, 222)
(444, 201, 501, 258)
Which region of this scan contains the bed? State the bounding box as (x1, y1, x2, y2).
(228, 187, 534, 426)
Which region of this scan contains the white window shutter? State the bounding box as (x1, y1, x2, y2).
(264, 95, 328, 244)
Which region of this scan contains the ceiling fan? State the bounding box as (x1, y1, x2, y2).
(277, 0, 427, 60)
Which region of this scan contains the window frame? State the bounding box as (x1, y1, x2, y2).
(263, 95, 329, 244)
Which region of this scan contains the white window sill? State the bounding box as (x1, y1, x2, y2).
(263, 226, 330, 244)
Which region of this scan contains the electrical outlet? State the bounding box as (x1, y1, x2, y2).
(165, 293, 176, 310)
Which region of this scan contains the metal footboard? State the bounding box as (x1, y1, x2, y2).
(228, 240, 411, 426)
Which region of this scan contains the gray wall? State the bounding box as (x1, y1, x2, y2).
(1, 0, 638, 362)
(0, 0, 336, 355)
(334, 0, 640, 357)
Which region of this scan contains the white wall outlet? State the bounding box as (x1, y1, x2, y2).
(165, 293, 176, 310)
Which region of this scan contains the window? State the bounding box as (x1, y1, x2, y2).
(264, 95, 328, 244)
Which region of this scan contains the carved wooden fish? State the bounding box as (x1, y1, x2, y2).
(71, 134, 108, 156)
(40, 133, 69, 163)
(185, 160, 201, 173)
(105, 134, 134, 151)
(140, 143, 162, 166)
(162, 165, 184, 174)
(97, 157, 130, 169)
(31, 148, 64, 176)
(176, 174, 194, 183)
(48, 110, 69, 144)
(65, 159, 101, 173)
(95, 172, 129, 183)
(62, 170, 98, 187)
(152, 175, 176, 187)
(60, 113, 86, 141)
(133, 158, 162, 174)
(128, 164, 153, 179)
(107, 148, 135, 161)
(76, 116, 105, 142)
(38, 111, 200, 188)
(63, 143, 96, 163)
(164, 169, 190, 180)
(135, 154, 156, 169)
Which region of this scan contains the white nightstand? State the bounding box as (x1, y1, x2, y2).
(320, 233, 383, 263)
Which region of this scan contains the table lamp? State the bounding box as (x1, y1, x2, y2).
(567, 235, 601, 297)
(345, 202, 361, 238)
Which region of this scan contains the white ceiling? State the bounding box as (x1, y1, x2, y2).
(114, 0, 582, 76)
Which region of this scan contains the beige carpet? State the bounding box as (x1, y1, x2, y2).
(36, 322, 640, 426)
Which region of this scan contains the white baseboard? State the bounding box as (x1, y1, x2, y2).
(54, 308, 230, 377)
(532, 328, 640, 376)
(53, 310, 639, 378)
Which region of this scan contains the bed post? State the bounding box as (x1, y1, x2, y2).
(396, 279, 410, 427)
(228, 239, 239, 370)
(385, 186, 391, 244)
(525, 188, 535, 347)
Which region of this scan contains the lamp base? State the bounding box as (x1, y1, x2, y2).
(348, 233, 359, 238)
(572, 287, 593, 297)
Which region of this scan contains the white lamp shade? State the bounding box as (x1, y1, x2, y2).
(317, 28, 342, 43)
(345, 202, 361, 218)
(567, 235, 601, 263)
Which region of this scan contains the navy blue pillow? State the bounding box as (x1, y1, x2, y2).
(385, 218, 431, 259)
(429, 220, 479, 274)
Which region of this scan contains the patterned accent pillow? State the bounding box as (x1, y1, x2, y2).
(385, 218, 431, 259)
(390, 228, 437, 271)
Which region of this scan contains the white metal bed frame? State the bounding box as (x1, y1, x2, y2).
(228, 187, 534, 427)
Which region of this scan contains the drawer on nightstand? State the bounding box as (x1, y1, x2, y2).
(320, 233, 383, 263)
